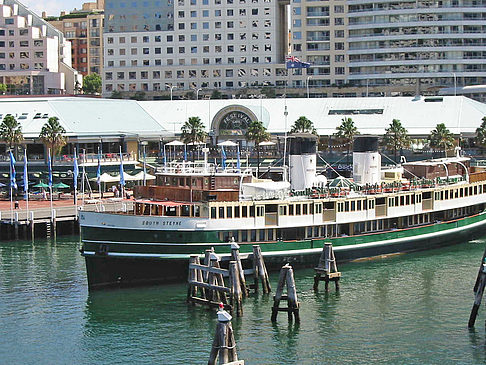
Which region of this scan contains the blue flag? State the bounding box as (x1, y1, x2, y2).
(184, 144, 187, 162)
(285, 55, 311, 69)
(47, 150, 52, 188)
(221, 146, 226, 170)
(23, 149, 28, 195)
(119, 148, 125, 186)
(236, 145, 241, 172)
(143, 148, 147, 185)
(163, 145, 167, 167)
(96, 152, 101, 185)
(9, 150, 17, 190)
(73, 149, 79, 191)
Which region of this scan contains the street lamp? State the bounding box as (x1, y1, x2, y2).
(306, 76, 312, 98)
(193, 87, 202, 100)
(166, 84, 177, 100)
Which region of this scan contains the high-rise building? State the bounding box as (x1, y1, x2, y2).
(102, 0, 289, 97)
(0, 0, 81, 95)
(45, 1, 104, 76)
(291, 0, 486, 96)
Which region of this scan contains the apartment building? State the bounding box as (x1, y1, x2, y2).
(0, 0, 81, 95)
(102, 0, 289, 97)
(46, 1, 104, 76)
(291, 0, 486, 96)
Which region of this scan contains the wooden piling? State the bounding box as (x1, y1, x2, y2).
(187, 255, 200, 300)
(314, 242, 341, 291)
(208, 304, 241, 365)
(271, 264, 300, 323)
(252, 245, 271, 294)
(230, 242, 248, 297)
(469, 256, 486, 328)
(229, 261, 243, 317)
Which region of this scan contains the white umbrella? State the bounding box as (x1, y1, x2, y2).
(217, 140, 238, 147)
(89, 172, 119, 183)
(133, 171, 156, 180)
(166, 140, 185, 146)
(186, 141, 205, 146)
(259, 141, 276, 146)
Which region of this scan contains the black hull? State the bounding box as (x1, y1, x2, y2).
(84, 218, 485, 290)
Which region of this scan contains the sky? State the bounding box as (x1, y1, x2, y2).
(20, 0, 84, 17)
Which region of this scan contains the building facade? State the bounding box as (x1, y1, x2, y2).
(102, 0, 289, 96)
(45, 1, 104, 76)
(0, 0, 81, 95)
(101, 0, 486, 99)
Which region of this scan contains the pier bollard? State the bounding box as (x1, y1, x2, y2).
(14, 211, 19, 222)
(208, 303, 242, 365)
(230, 241, 248, 297)
(187, 255, 201, 301)
(469, 258, 486, 328)
(271, 264, 300, 323)
(252, 245, 271, 294)
(29, 211, 34, 240)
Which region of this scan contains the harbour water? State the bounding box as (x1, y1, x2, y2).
(1, 236, 486, 365)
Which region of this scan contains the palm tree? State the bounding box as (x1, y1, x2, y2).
(383, 119, 410, 163)
(39, 116, 67, 162)
(181, 116, 207, 160)
(290, 116, 317, 135)
(475, 117, 486, 155)
(429, 123, 455, 157)
(0, 115, 23, 154)
(334, 117, 359, 164)
(245, 120, 270, 176)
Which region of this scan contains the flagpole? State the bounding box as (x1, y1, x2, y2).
(48, 148, 53, 215)
(119, 145, 125, 199)
(143, 144, 147, 186)
(74, 148, 78, 214)
(82, 149, 86, 206)
(97, 147, 102, 199)
(9, 150, 13, 223)
(24, 149, 29, 220)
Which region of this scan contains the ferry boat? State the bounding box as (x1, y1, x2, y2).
(79, 135, 486, 289)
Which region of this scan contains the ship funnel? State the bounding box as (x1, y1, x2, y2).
(353, 136, 381, 185)
(289, 133, 317, 191)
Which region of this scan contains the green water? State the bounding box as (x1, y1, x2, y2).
(1, 237, 486, 364)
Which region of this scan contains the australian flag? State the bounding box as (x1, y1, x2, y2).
(285, 55, 311, 69)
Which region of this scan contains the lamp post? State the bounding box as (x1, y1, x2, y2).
(194, 87, 202, 100)
(453, 72, 457, 96)
(306, 76, 312, 98)
(167, 84, 177, 100)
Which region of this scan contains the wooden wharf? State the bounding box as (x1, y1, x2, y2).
(313, 242, 341, 291)
(0, 201, 133, 240)
(271, 264, 300, 323)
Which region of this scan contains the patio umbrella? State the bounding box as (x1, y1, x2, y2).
(259, 141, 276, 146)
(217, 140, 238, 147)
(33, 182, 49, 188)
(52, 182, 70, 189)
(165, 140, 185, 146)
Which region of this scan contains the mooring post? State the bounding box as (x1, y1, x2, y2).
(252, 245, 271, 294)
(187, 255, 200, 301)
(314, 242, 341, 292)
(29, 211, 34, 240)
(229, 261, 243, 317)
(271, 264, 300, 323)
(469, 258, 486, 328)
(230, 241, 248, 297)
(208, 303, 241, 365)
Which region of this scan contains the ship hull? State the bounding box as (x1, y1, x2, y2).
(81, 212, 486, 289)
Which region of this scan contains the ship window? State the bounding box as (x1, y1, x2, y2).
(223, 231, 230, 241)
(242, 206, 248, 217)
(234, 206, 240, 218)
(357, 200, 361, 210)
(279, 205, 287, 215)
(324, 202, 335, 210)
(268, 229, 274, 241)
(166, 206, 177, 216)
(219, 207, 225, 218)
(256, 206, 264, 216)
(376, 197, 385, 205)
(307, 227, 313, 238)
(314, 226, 319, 237)
(227, 206, 232, 218)
(423, 192, 432, 200)
(406, 195, 410, 205)
(400, 196, 404, 205)
(194, 205, 200, 217)
(211, 207, 216, 218)
(395, 197, 399, 206)
(344, 201, 349, 211)
(296, 204, 301, 215)
(181, 205, 190, 216)
(351, 201, 356, 211)
(474, 186, 478, 195)
(259, 229, 265, 241)
(250, 206, 255, 217)
(241, 230, 248, 242)
(303, 204, 308, 215)
(251, 230, 257, 241)
(289, 204, 294, 215)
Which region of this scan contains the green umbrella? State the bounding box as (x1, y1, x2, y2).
(33, 182, 49, 188)
(52, 182, 70, 189)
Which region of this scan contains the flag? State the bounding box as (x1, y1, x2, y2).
(73, 149, 79, 191)
(236, 145, 241, 172)
(119, 147, 125, 186)
(163, 145, 167, 167)
(23, 149, 28, 196)
(96, 151, 101, 185)
(9, 150, 17, 190)
(221, 146, 226, 170)
(183, 144, 187, 162)
(143, 147, 147, 185)
(47, 149, 52, 188)
(285, 55, 311, 69)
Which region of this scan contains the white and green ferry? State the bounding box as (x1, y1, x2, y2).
(79, 136, 486, 289)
